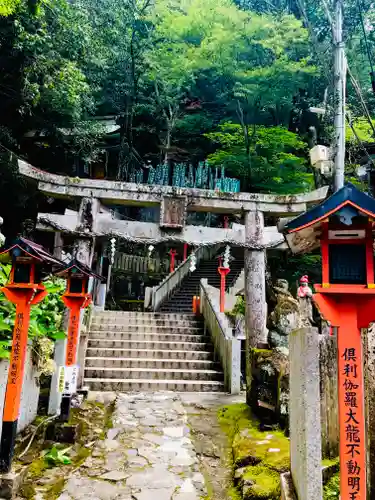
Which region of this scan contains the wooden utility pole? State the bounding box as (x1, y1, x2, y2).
(333, 0, 346, 191)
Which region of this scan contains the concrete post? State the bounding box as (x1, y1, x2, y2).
(289, 327, 323, 500)
(244, 210, 267, 347)
(48, 310, 69, 415)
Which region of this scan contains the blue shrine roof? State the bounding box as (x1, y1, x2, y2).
(282, 183, 375, 234)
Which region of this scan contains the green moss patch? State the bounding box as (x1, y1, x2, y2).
(218, 403, 290, 499)
(16, 399, 116, 499)
(242, 465, 281, 499)
(219, 404, 290, 472)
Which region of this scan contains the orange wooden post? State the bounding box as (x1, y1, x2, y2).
(0, 237, 63, 473)
(169, 249, 177, 273)
(218, 267, 230, 313)
(314, 292, 375, 500)
(55, 260, 102, 422)
(192, 296, 197, 314)
(0, 286, 47, 472)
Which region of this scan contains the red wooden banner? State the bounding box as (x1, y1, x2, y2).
(62, 295, 91, 366)
(3, 304, 30, 423)
(337, 300, 366, 500)
(314, 293, 371, 500)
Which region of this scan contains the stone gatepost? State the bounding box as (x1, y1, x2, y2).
(244, 210, 267, 405)
(289, 327, 323, 500)
(244, 210, 267, 348)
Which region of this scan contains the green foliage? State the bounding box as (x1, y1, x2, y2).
(0, 0, 21, 16)
(43, 446, 72, 466)
(206, 122, 314, 192)
(346, 117, 375, 143)
(227, 296, 245, 317)
(0, 264, 66, 359)
(323, 472, 340, 499)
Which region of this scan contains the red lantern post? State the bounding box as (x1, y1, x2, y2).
(169, 249, 177, 273)
(218, 266, 230, 313)
(0, 238, 62, 473)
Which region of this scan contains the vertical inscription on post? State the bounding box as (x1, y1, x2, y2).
(66, 312, 79, 366)
(160, 196, 187, 229)
(339, 335, 367, 499)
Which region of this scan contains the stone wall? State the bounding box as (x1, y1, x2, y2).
(0, 345, 40, 440)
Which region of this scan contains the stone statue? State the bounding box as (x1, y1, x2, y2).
(297, 275, 312, 298)
(297, 275, 314, 327)
(267, 279, 299, 349)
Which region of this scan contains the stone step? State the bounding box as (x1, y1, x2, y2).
(91, 318, 199, 327)
(160, 306, 197, 312)
(93, 312, 197, 320)
(89, 331, 209, 342)
(86, 347, 214, 360)
(85, 356, 219, 370)
(84, 378, 224, 392)
(84, 366, 224, 381)
(88, 338, 211, 351)
(89, 324, 202, 334)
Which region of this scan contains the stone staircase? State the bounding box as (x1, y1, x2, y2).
(159, 250, 244, 313)
(84, 311, 225, 392)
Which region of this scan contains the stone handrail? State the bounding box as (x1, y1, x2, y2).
(200, 279, 241, 394)
(147, 244, 219, 311)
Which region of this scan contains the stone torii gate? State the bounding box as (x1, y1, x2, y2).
(18, 160, 328, 348)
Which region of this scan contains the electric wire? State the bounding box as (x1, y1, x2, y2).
(295, 0, 375, 166)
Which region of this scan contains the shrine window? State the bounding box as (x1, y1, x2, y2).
(329, 244, 367, 284)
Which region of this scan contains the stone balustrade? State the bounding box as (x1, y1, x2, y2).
(200, 279, 241, 394)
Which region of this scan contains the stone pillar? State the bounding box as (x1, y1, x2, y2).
(289, 327, 323, 500)
(53, 232, 63, 260)
(244, 210, 267, 347)
(75, 197, 100, 266)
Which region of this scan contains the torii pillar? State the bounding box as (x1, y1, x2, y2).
(244, 210, 267, 403)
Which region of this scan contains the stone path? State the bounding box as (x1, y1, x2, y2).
(57, 392, 207, 500)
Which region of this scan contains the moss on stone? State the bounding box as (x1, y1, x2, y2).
(233, 429, 289, 471)
(227, 485, 243, 500)
(251, 349, 273, 359)
(322, 456, 340, 468)
(27, 456, 48, 478)
(242, 465, 281, 499)
(46, 476, 66, 499)
(219, 403, 290, 499)
(19, 483, 36, 499)
(218, 403, 290, 472)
